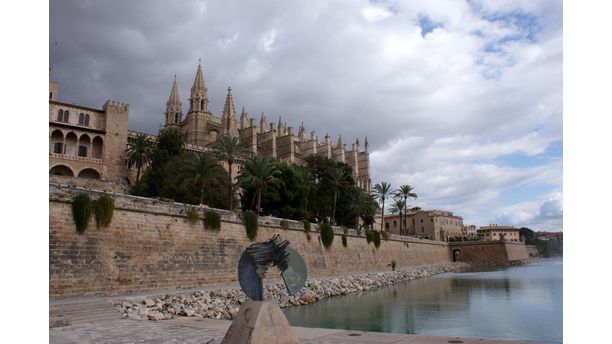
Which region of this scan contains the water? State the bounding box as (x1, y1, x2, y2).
(284, 259, 563, 343)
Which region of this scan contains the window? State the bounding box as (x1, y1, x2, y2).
(431, 218, 433, 222)
(421, 226, 424, 233)
(200, 99, 205, 110)
(57, 109, 63, 122)
(84, 114, 90, 126)
(79, 113, 85, 125)
(393, 220, 396, 228)
(78, 145, 87, 157)
(63, 110, 70, 122)
(53, 143, 63, 154)
(385, 223, 389, 229)
(420, 219, 423, 223)
(50, 92, 53, 99)
(175, 113, 180, 123)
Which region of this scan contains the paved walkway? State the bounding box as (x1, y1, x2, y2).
(50, 316, 543, 344)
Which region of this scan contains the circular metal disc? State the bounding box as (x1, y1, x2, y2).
(281, 245, 308, 295)
(237, 250, 263, 301)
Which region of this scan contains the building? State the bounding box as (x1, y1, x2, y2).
(536, 231, 563, 241)
(477, 225, 521, 242)
(464, 224, 477, 237)
(49, 64, 372, 192)
(383, 207, 464, 241)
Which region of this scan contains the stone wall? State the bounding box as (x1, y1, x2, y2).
(49, 183, 451, 299)
(449, 241, 529, 265)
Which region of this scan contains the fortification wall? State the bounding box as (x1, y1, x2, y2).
(49, 183, 450, 299)
(449, 241, 529, 265)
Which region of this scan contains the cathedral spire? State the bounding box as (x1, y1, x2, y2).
(189, 61, 209, 112)
(222, 86, 237, 134)
(165, 75, 182, 127)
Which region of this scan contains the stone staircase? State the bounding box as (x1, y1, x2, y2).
(50, 299, 122, 328)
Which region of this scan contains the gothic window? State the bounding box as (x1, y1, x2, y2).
(78, 145, 87, 157)
(84, 114, 90, 126)
(63, 110, 70, 122)
(385, 223, 389, 229)
(393, 220, 397, 228)
(57, 109, 63, 122)
(175, 113, 180, 123)
(53, 142, 63, 154)
(201, 99, 205, 110)
(79, 113, 85, 125)
(50, 92, 53, 99)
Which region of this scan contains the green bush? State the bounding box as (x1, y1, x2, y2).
(203, 210, 221, 230)
(94, 195, 115, 229)
(341, 226, 349, 235)
(365, 229, 373, 244)
(306, 233, 312, 241)
(381, 230, 389, 241)
(186, 207, 199, 224)
(302, 219, 311, 233)
(388, 260, 396, 271)
(342, 235, 347, 247)
(243, 210, 259, 241)
(72, 193, 93, 234)
(373, 230, 381, 248)
(319, 223, 334, 249)
(280, 219, 289, 230)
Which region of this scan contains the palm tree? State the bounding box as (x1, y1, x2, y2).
(326, 167, 348, 225)
(373, 182, 392, 232)
(238, 155, 280, 213)
(354, 188, 378, 229)
(126, 133, 152, 183)
(214, 135, 246, 211)
(394, 185, 417, 236)
(181, 152, 224, 205)
(389, 198, 406, 235)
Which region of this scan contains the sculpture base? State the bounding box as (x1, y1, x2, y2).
(220, 301, 300, 344)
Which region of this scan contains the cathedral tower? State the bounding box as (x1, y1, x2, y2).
(164, 76, 182, 128)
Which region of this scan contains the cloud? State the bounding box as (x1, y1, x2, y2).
(49, 0, 562, 231)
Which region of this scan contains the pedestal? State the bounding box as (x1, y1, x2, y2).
(220, 301, 300, 344)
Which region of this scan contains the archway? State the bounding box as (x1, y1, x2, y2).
(77, 168, 101, 179)
(49, 165, 74, 177)
(65, 132, 77, 157)
(92, 136, 103, 159)
(452, 249, 462, 262)
(50, 130, 64, 154)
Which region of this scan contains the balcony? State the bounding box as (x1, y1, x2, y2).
(49, 152, 102, 164)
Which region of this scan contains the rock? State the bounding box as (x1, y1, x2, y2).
(143, 299, 155, 307)
(301, 294, 316, 303)
(147, 311, 165, 321)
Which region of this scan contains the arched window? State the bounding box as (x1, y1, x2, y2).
(63, 110, 70, 122)
(78, 145, 87, 157)
(79, 113, 85, 125)
(53, 142, 63, 154)
(84, 114, 90, 126)
(57, 109, 63, 122)
(200, 99, 205, 110)
(175, 113, 180, 123)
(50, 92, 53, 99)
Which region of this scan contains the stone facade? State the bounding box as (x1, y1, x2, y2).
(477, 225, 521, 242)
(384, 207, 464, 241)
(48, 65, 372, 193)
(448, 241, 528, 265)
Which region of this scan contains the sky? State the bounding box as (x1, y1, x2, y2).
(49, 0, 563, 231)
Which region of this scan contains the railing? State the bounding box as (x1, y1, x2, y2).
(49, 152, 102, 164)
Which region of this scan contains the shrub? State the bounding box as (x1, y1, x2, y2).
(340, 226, 349, 235)
(186, 207, 199, 224)
(342, 235, 347, 247)
(94, 195, 115, 229)
(72, 193, 93, 234)
(306, 233, 312, 241)
(203, 210, 221, 230)
(388, 260, 396, 271)
(365, 229, 373, 244)
(302, 220, 311, 233)
(319, 223, 334, 249)
(355, 227, 362, 236)
(381, 230, 389, 241)
(373, 230, 381, 248)
(243, 210, 259, 241)
(280, 219, 289, 230)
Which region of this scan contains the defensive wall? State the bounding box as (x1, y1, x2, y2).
(49, 183, 529, 299)
(448, 241, 529, 265)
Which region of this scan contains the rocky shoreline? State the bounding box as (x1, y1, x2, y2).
(115, 262, 468, 321)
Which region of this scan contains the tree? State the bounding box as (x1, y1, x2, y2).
(394, 185, 417, 235)
(354, 188, 378, 229)
(389, 198, 406, 234)
(214, 135, 246, 211)
(326, 167, 348, 225)
(180, 152, 225, 205)
(373, 182, 392, 232)
(125, 133, 152, 183)
(238, 155, 280, 213)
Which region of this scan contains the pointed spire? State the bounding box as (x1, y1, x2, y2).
(336, 135, 343, 148)
(260, 112, 268, 133)
(189, 61, 209, 112)
(165, 76, 182, 127)
(240, 106, 249, 129)
(193, 60, 205, 90)
(364, 136, 369, 152)
(167, 76, 181, 106)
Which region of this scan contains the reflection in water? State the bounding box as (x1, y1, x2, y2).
(284, 260, 562, 343)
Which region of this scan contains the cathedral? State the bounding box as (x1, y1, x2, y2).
(49, 64, 371, 193)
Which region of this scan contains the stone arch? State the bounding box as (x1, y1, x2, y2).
(77, 168, 101, 179)
(78, 134, 91, 157)
(452, 249, 462, 262)
(50, 129, 64, 154)
(65, 132, 78, 157)
(92, 136, 104, 159)
(49, 164, 74, 177)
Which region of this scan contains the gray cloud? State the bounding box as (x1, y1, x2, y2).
(50, 0, 562, 230)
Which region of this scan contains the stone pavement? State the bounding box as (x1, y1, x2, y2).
(49, 316, 544, 344)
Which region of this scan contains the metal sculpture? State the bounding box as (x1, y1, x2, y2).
(237, 234, 307, 301)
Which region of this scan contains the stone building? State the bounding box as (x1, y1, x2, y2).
(477, 225, 521, 242)
(49, 64, 371, 192)
(464, 224, 477, 237)
(384, 207, 464, 241)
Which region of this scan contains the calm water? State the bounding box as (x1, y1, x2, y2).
(284, 259, 563, 343)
